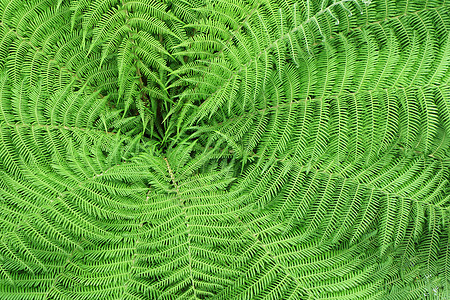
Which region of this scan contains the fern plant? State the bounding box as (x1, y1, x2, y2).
(0, 0, 449, 298)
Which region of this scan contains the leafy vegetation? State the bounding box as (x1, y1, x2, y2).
(0, 0, 449, 299)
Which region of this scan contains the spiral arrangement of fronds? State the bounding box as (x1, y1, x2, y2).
(0, 0, 449, 299)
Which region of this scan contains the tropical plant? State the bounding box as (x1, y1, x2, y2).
(0, 0, 449, 299)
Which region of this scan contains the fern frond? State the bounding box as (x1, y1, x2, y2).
(0, 0, 449, 298)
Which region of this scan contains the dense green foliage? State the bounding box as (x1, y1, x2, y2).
(0, 0, 449, 298)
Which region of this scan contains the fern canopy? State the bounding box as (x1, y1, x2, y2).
(0, 0, 449, 299)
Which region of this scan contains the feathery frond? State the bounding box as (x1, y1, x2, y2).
(0, 0, 449, 299)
